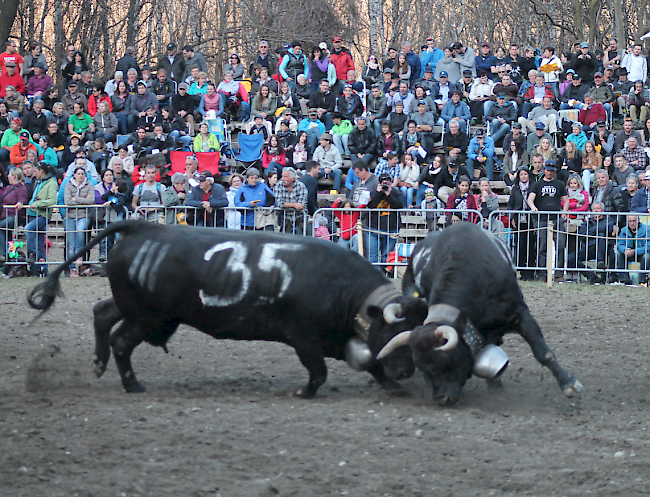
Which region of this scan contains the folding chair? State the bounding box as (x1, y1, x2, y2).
(169, 151, 194, 175)
(233, 132, 264, 174)
(207, 117, 232, 158)
(195, 152, 221, 176)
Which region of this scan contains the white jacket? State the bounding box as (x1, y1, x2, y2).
(469, 80, 495, 101)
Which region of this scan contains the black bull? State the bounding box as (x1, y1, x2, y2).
(378, 223, 583, 406)
(28, 221, 418, 398)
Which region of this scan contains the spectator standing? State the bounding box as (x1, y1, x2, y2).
(527, 160, 569, 279)
(273, 167, 308, 234)
(186, 170, 228, 227)
(182, 45, 207, 79)
(157, 42, 186, 84)
(367, 172, 402, 264)
(621, 44, 648, 84)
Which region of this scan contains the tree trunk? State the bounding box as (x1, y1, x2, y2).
(126, 0, 140, 48)
(53, 0, 64, 86)
(0, 0, 20, 47)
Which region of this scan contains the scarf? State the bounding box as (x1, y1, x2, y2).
(367, 61, 379, 71)
(519, 180, 530, 209)
(267, 146, 279, 155)
(567, 187, 584, 206)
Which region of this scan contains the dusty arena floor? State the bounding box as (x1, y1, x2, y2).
(1, 277, 649, 496)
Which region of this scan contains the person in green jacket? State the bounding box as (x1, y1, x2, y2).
(67, 102, 95, 143)
(330, 112, 353, 158)
(0, 117, 28, 164)
(18, 162, 58, 275)
(192, 121, 221, 152)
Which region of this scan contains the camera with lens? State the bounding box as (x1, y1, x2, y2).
(381, 184, 390, 192)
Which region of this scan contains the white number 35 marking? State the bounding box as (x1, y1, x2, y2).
(199, 241, 303, 307)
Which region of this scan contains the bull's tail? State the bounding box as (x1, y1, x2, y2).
(27, 220, 145, 314)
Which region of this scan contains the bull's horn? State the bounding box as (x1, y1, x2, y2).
(434, 325, 458, 351)
(377, 331, 412, 360)
(383, 303, 404, 324)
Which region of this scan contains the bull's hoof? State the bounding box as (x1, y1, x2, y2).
(562, 378, 584, 397)
(434, 395, 461, 407)
(123, 381, 146, 393)
(294, 387, 316, 399)
(93, 360, 106, 378)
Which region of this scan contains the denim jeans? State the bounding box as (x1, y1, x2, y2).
(400, 186, 416, 208)
(489, 119, 511, 143)
(318, 168, 342, 191)
(338, 235, 358, 252)
(368, 231, 397, 264)
(332, 134, 350, 156)
(64, 216, 90, 269)
(266, 161, 284, 176)
(25, 215, 48, 272)
(169, 130, 193, 150)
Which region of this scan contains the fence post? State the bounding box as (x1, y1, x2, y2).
(547, 220, 554, 288)
(356, 220, 364, 256)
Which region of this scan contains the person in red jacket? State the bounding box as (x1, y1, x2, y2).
(578, 93, 607, 131)
(0, 61, 26, 98)
(329, 37, 355, 93)
(332, 198, 360, 250)
(520, 74, 555, 119)
(87, 83, 113, 117)
(10, 131, 37, 166)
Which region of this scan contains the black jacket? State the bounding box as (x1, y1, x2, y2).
(116, 54, 140, 77)
(22, 111, 48, 137)
(433, 165, 471, 195)
(336, 94, 364, 121)
(157, 53, 186, 83)
(376, 132, 403, 157)
(348, 126, 376, 156)
(171, 93, 195, 115)
(308, 90, 336, 112)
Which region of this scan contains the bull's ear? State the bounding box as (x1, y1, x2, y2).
(367, 305, 383, 321)
(399, 296, 428, 324)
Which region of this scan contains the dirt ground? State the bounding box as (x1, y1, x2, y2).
(1, 277, 650, 497)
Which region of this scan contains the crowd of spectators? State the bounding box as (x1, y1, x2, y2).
(3, 35, 650, 281)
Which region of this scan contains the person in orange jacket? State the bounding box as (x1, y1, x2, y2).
(10, 131, 37, 166)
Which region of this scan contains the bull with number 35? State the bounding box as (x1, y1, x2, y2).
(28, 221, 418, 397)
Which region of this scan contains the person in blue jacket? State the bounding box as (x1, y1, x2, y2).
(234, 167, 275, 230)
(420, 38, 444, 78)
(615, 214, 650, 284)
(466, 128, 495, 180)
(440, 91, 471, 131)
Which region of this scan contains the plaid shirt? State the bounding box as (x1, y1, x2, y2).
(622, 145, 647, 170)
(374, 160, 401, 180)
(273, 180, 308, 219)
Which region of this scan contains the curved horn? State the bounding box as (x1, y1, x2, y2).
(434, 325, 458, 351)
(383, 303, 404, 324)
(377, 331, 412, 360)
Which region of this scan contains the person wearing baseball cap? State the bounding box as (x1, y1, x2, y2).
(278, 39, 309, 83)
(10, 130, 37, 166)
(0, 57, 25, 97)
(574, 41, 596, 83)
(157, 41, 184, 83)
(186, 169, 228, 227)
(527, 156, 569, 278)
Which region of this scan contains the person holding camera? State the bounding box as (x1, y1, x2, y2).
(367, 172, 402, 265)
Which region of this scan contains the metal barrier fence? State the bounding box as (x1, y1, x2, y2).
(312, 207, 485, 271)
(0, 205, 128, 273)
(133, 205, 308, 235)
(489, 209, 650, 285)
